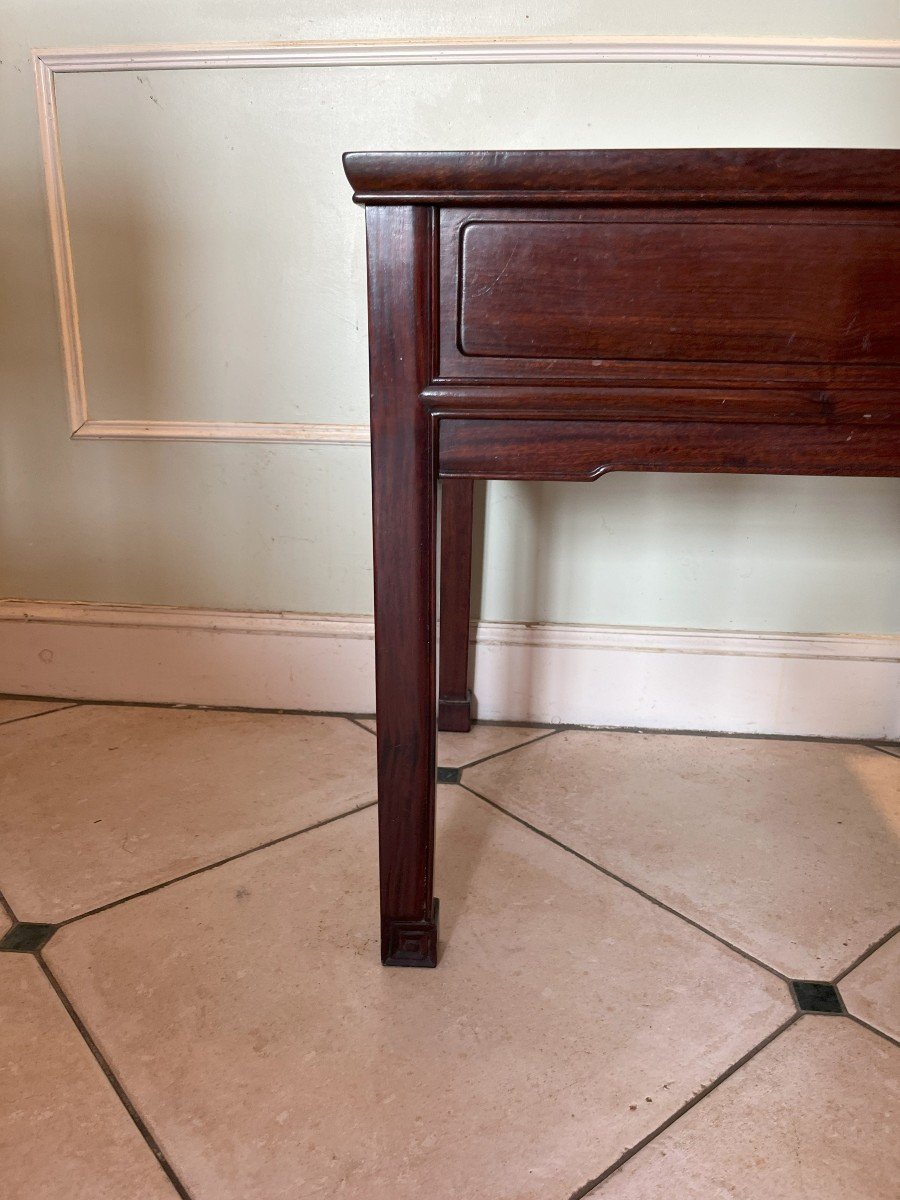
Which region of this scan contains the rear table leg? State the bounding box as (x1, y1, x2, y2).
(439, 477, 475, 733)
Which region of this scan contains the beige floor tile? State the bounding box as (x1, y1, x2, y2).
(466, 732, 900, 979)
(0, 954, 178, 1199)
(590, 1017, 899, 1199)
(46, 789, 791, 1200)
(840, 934, 900, 1042)
(0, 697, 75, 724)
(359, 717, 550, 768)
(0, 705, 376, 923)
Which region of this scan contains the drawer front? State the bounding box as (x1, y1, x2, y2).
(455, 216, 900, 368)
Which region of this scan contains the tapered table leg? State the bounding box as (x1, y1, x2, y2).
(439, 477, 475, 732)
(366, 205, 439, 966)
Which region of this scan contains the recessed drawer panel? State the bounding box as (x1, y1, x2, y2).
(458, 219, 900, 365)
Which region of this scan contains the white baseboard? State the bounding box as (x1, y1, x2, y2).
(0, 600, 897, 740)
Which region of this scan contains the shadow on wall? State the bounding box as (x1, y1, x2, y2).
(0, 174, 372, 612)
(463, 470, 900, 730)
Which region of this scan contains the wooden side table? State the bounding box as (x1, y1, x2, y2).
(344, 149, 900, 967)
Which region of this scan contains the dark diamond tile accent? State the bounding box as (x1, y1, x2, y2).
(437, 766, 462, 784)
(790, 979, 844, 1014)
(0, 922, 58, 952)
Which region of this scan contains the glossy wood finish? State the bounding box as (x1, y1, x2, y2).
(343, 148, 900, 205)
(437, 207, 900, 391)
(348, 149, 900, 966)
(439, 418, 900, 480)
(438, 479, 475, 732)
(365, 204, 439, 966)
(458, 217, 900, 364)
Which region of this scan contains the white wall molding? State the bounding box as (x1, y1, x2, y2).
(33, 35, 900, 445)
(2, 599, 897, 739)
(70, 420, 371, 444)
(35, 37, 900, 74)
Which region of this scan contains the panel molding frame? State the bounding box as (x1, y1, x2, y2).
(33, 35, 900, 444)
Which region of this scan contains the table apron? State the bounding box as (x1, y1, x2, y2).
(437, 417, 900, 480)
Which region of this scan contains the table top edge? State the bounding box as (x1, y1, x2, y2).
(343, 148, 900, 205)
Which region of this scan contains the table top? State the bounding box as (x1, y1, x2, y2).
(344, 148, 900, 205)
(351, 148, 900, 478)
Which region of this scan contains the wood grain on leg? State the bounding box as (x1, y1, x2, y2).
(366, 205, 439, 966)
(438, 477, 475, 733)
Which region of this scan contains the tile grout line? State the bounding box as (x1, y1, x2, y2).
(0, 693, 380, 722)
(457, 735, 898, 991)
(348, 713, 564, 769)
(579, 727, 900, 747)
(346, 715, 377, 737)
(34, 952, 195, 1200)
(865, 743, 900, 762)
(2, 695, 889, 1196)
(450, 727, 563, 771)
(340, 711, 900, 751)
(459, 774, 900, 992)
(844, 1011, 900, 1050)
(5, 689, 895, 747)
(832, 922, 899, 984)
(459, 781, 792, 984)
(0, 702, 81, 729)
(54, 800, 378, 930)
(3, 702, 892, 1195)
(566, 1012, 801, 1199)
(8, 710, 887, 976)
(0, 885, 18, 925)
(348, 710, 564, 768)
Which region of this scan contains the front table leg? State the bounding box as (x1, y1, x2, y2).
(367, 205, 439, 966)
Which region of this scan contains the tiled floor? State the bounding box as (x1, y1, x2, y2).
(0, 697, 897, 1199)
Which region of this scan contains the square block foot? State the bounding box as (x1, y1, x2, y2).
(382, 899, 440, 967)
(438, 691, 473, 733)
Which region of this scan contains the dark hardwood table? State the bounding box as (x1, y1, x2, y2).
(344, 149, 900, 967)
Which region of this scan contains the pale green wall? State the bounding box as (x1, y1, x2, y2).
(2, 2, 898, 632)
